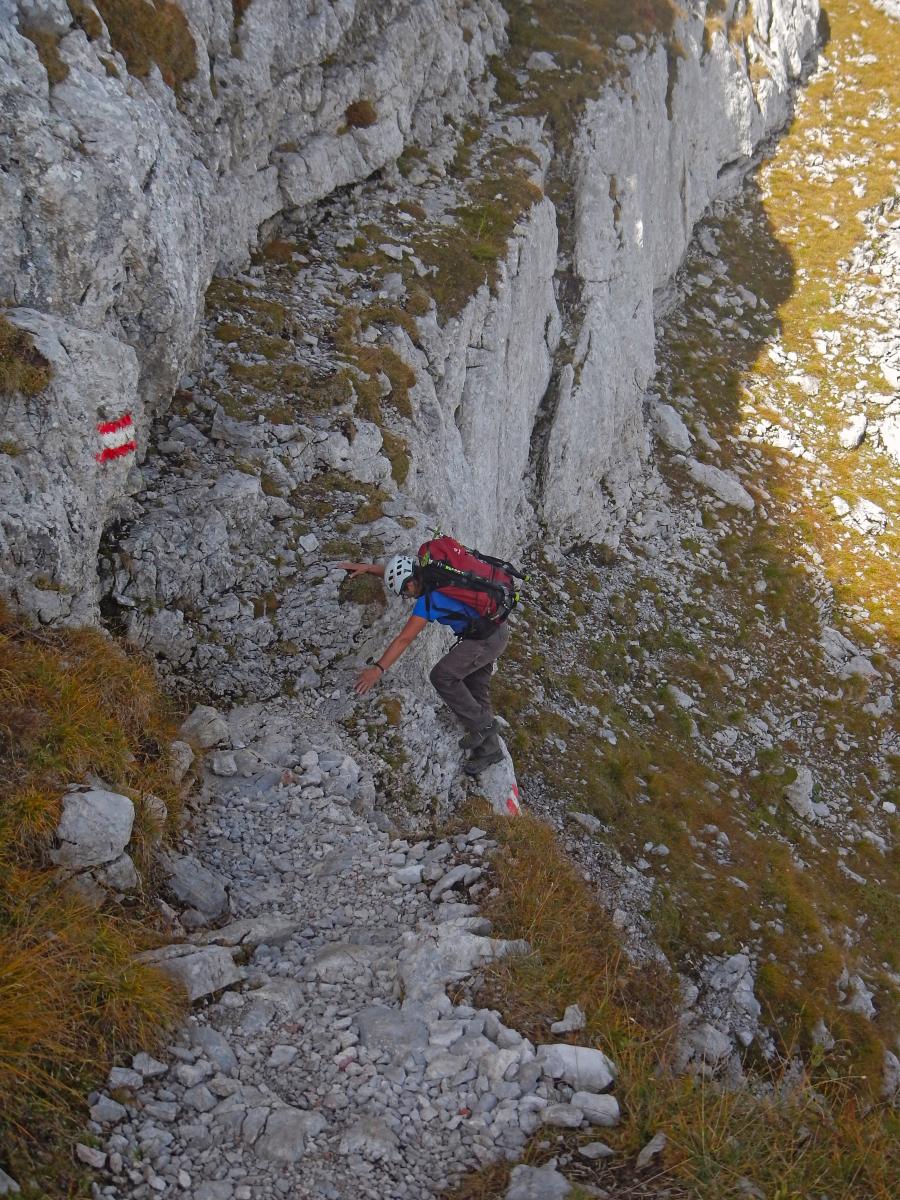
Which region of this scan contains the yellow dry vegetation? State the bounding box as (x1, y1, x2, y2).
(67, 0, 104, 40)
(344, 99, 378, 129)
(0, 602, 185, 1185)
(333, 305, 417, 421)
(19, 23, 70, 84)
(93, 0, 197, 93)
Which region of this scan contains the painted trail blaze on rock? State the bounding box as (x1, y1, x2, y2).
(96, 412, 137, 463)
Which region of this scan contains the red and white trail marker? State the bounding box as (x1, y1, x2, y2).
(96, 413, 137, 463)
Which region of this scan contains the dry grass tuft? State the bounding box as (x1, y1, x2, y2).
(93, 0, 197, 93)
(232, 0, 253, 29)
(67, 0, 104, 40)
(228, 361, 351, 413)
(0, 602, 186, 1185)
(411, 145, 545, 319)
(333, 306, 417, 421)
(471, 804, 677, 1050)
(345, 99, 378, 129)
(380, 428, 410, 485)
(0, 314, 53, 398)
(20, 23, 70, 84)
(339, 573, 386, 609)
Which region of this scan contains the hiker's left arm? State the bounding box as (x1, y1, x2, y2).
(354, 615, 427, 694)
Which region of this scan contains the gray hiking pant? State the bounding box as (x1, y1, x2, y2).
(428, 623, 510, 731)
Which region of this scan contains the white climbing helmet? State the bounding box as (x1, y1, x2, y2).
(385, 554, 416, 595)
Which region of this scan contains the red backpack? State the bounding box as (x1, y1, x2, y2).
(416, 535, 523, 636)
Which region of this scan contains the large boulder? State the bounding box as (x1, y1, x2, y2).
(50, 787, 134, 869)
(535, 1043, 617, 1093)
(160, 852, 229, 920)
(179, 705, 229, 749)
(472, 738, 522, 817)
(137, 944, 243, 1002)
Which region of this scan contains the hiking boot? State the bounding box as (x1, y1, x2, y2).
(463, 730, 503, 776)
(458, 719, 498, 751)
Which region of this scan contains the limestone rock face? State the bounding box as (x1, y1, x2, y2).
(0, 310, 140, 623)
(0, 0, 821, 621)
(539, 0, 819, 543)
(0, 0, 505, 615)
(403, 187, 561, 556)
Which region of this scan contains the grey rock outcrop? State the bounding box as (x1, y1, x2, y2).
(50, 787, 134, 869)
(1, 1, 821, 622)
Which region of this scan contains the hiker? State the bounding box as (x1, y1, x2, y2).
(339, 539, 518, 775)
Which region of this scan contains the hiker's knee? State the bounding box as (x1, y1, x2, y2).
(429, 660, 452, 692)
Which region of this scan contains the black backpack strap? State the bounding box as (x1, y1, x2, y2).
(468, 547, 526, 580)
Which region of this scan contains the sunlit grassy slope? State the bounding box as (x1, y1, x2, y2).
(685, 0, 900, 632)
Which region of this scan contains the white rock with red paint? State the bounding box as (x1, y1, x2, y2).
(0, 309, 140, 624)
(475, 738, 522, 817)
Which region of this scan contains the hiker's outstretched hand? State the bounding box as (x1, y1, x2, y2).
(354, 666, 382, 695)
(338, 561, 370, 578)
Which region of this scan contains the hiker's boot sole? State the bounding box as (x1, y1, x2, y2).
(463, 749, 504, 776)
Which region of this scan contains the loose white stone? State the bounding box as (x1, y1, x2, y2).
(180, 705, 230, 749)
(75, 1144, 106, 1169)
(550, 1003, 586, 1034)
(571, 1090, 620, 1126)
(686, 459, 755, 510)
(838, 414, 867, 449)
(653, 403, 693, 451)
(541, 1103, 584, 1128)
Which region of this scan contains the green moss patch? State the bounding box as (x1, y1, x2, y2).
(228, 361, 350, 411)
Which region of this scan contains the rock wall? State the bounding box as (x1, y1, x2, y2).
(538, 0, 821, 543)
(0, 0, 821, 622)
(0, 0, 504, 619)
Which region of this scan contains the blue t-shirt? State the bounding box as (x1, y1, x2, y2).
(413, 591, 481, 637)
